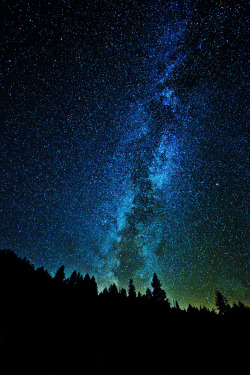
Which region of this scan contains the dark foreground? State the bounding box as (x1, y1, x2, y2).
(1, 250, 249, 374)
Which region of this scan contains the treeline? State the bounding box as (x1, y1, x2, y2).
(0, 249, 248, 315)
(0, 250, 249, 374)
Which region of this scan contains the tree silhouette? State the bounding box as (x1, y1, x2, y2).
(128, 278, 136, 301)
(68, 270, 78, 288)
(90, 276, 98, 298)
(119, 287, 127, 298)
(100, 287, 109, 299)
(54, 265, 65, 285)
(109, 283, 119, 297)
(36, 266, 51, 281)
(174, 300, 181, 311)
(187, 304, 199, 314)
(82, 273, 98, 299)
(215, 291, 230, 315)
(145, 287, 153, 301)
(151, 273, 166, 303)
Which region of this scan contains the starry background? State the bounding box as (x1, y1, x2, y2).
(1, 0, 249, 308)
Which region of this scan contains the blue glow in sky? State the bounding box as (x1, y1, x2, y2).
(1, 0, 249, 308)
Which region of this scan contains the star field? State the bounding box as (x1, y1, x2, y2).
(1, 0, 249, 308)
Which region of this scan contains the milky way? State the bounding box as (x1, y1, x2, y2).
(1, 0, 249, 307)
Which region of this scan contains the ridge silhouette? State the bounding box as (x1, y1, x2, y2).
(0, 250, 248, 374)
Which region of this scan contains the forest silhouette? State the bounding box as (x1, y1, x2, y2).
(0, 250, 249, 374)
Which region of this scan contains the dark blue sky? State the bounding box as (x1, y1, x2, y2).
(1, 0, 249, 307)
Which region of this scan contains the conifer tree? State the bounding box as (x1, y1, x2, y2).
(128, 278, 136, 300)
(54, 265, 65, 285)
(68, 270, 77, 288)
(151, 273, 166, 303)
(215, 291, 230, 315)
(109, 283, 119, 297)
(145, 287, 152, 301)
(175, 300, 180, 310)
(90, 276, 98, 298)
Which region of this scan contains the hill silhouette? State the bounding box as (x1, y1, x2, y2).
(0, 250, 249, 374)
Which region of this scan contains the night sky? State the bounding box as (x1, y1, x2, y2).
(1, 0, 249, 308)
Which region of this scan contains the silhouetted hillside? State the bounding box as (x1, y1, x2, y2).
(0, 250, 249, 374)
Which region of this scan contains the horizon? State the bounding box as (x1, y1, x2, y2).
(1, 248, 248, 311)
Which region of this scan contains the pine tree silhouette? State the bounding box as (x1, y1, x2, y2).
(145, 287, 152, 301)
(54, 265, 65, 285)
(128, 278, 136, 301)
(215, 291, 230, 315)
(151, 273, 166, 303)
